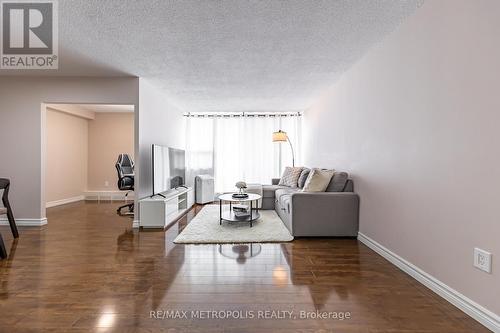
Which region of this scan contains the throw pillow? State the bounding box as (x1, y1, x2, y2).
(302, 168, 335, 192)
(297, 168, 310, 188)
(278, 167, 304, 187)
(326, 171, 349, 192)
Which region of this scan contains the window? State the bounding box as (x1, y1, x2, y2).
(185, 113, 301, 192)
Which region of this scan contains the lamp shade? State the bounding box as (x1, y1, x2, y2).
(272, 130, 288, 142)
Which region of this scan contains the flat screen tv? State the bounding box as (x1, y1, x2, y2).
(152, 145, 186, 195)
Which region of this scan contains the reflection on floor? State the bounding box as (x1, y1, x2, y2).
(0, 201, 488, 332)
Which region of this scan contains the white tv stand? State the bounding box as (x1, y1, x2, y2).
(139, 187, 194, 228)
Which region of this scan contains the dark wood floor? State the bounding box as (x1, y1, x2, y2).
(0, 201, 489, 332)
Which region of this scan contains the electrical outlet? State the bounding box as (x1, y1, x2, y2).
(104, 181, 109, 187)
(473, 248, 492, 273)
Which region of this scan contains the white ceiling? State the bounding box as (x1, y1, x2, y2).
(47, 104, 134, 115)
(1, 0, 424, 112)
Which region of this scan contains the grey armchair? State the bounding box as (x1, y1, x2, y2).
(0, 178, 19, 259)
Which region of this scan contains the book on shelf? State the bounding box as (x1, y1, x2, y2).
(234, 210, 250, 217)
(232, 204, 248, 212)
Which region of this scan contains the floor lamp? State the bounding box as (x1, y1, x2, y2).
(272, 130, 295, 167)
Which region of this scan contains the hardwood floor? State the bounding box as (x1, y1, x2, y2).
(0, 201, 489, 332)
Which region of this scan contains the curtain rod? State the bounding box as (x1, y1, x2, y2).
(183, 112, 302, 118)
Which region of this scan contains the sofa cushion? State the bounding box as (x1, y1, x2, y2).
(281, 195, 292, 213)
(326, 171, 349, 192)
(275, 188, 297, 200)
(302, 168, 335, 192)
(278, 166, 303, 187)
(275, 188, 298, 209)
(297, 168, 310, 188)
(275, 188, 297, 215)
(262, 185, 288, 198)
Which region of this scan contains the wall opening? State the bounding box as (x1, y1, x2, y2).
(42, 103, 136, 222)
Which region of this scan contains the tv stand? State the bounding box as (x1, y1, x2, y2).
(150, 193, 166, 199)
(139, 187, 194, 229)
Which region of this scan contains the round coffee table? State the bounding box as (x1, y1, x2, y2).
(218, 193, 262, 227)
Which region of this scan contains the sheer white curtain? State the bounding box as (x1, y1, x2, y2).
(186, 114, 301, 193)
(185, 117, 214, 187)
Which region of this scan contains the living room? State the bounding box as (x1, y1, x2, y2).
(0, 0, 499, 332)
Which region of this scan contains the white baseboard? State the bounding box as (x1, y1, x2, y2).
(46, 195, 85, 208)
(132, 220, 140, 228)
(84, 191, 134, 201)
(0, 217, 47, 226)
(358, 232, 500, 333)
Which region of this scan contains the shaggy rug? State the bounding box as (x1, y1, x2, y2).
(173, 205, 293, 244)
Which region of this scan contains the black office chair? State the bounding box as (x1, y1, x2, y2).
(0, 178, 19, 259)
(115, 154, 135, 216)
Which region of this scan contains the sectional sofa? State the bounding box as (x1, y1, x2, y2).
(262, 171, 359, 237)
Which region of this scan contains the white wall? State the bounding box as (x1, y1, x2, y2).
(303, 0, 500, 318)
(137, 79, 185, 201)
(0, 77, 139, 222)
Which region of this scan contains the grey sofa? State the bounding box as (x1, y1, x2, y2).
(262, 171, 359, 237)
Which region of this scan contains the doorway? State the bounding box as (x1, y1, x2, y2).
(42, 103, 136, 219)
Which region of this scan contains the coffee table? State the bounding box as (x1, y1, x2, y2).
(218, 193, 262, 227)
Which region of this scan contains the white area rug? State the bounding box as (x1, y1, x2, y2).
(174, 205, 293, 244)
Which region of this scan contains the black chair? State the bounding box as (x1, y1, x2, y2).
(0, 178, 19, 259)
(115, 154, 135, 216)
